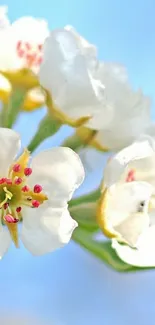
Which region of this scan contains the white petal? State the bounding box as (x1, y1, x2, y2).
(124, 154, 155, 189)
(104, 181, 153, 246)
(11, 17, 49, 44)
(94, 81, 151, 149)
(95, 62, 129, 104)
(21, 204, 77, 256)
(0, 30, 23, 71)
(28, 147, 85, 204)
(0, 16, 49, 72)
(112, 225, 155, 267)
(0, 228, 11, 258)
(65, 25, 97, 65)
(0, 128, 21, 176)
(104, 135, 155, 187)
(39, 28, 110, 129)
(0, 6, 10, 29)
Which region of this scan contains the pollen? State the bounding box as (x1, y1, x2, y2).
(0, 149, 48, 248)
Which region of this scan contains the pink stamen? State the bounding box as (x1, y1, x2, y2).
(126, 170, 135, 182)
(37, 56, 43, 65)
(4, 203, 9, 210)
(18, 49, 25, 58)
(13, 164, 21, 172)
(4, 214, 19, 223)
(16, 40, 43, 67)
(0, 177, 6, 184)
(6, 178, 12, 185)
(16, 40, 22, 50)
(14, 177, 23, 185)
(22, 185, 30, 192)
(34, 184, 42, 193)
(32, 200, 40, 208)
(25, 42, 31, 50)
(16, 207, 22, 213)
(26, 53, 36, 65)
(24, 168, 32, 176)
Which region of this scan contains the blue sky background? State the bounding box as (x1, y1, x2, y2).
(0, 0, 155, 324)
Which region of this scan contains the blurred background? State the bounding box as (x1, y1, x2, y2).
(0, 0, 155, 324)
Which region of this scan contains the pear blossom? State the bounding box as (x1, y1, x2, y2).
(0, 7, 48, 109)
(97, 136, 155, 261)
(0, 128, 84, 257)
(76, 62, 152, 151)
(39, 26, 115, 129)
(0, 13, 49, 74)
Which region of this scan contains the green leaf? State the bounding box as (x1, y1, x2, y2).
(72, 227, 155, 272)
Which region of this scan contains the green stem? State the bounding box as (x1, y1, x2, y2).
(69, 202, 99, 232)
(62, 130, 98, 152)
(3, 87, 26, 128)
(72, 228, 134, 272)
(27, 114, 61, 153)
(62, 132, 83, 151)
(69, 188, 100, 207)
(0, 102, 7, 127)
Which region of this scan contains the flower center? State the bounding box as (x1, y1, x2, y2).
(16, 40, 43, 68)
(0, 149, 47, 247)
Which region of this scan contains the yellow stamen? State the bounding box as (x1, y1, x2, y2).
(10, 149, 30, 179)
(27, 190, 48, 204)
(0, 187, 13, 208)
(3, 187, 13, 200)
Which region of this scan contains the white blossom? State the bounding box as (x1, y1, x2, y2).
(39, 26, 114, 129)
(0, 128, 84, 257)
(0, 14, 49, 74)
(91, 62, 152, 150)
(97, 136, 155, 266)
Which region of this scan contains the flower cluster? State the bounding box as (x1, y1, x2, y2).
(0, 5, 154, 270)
